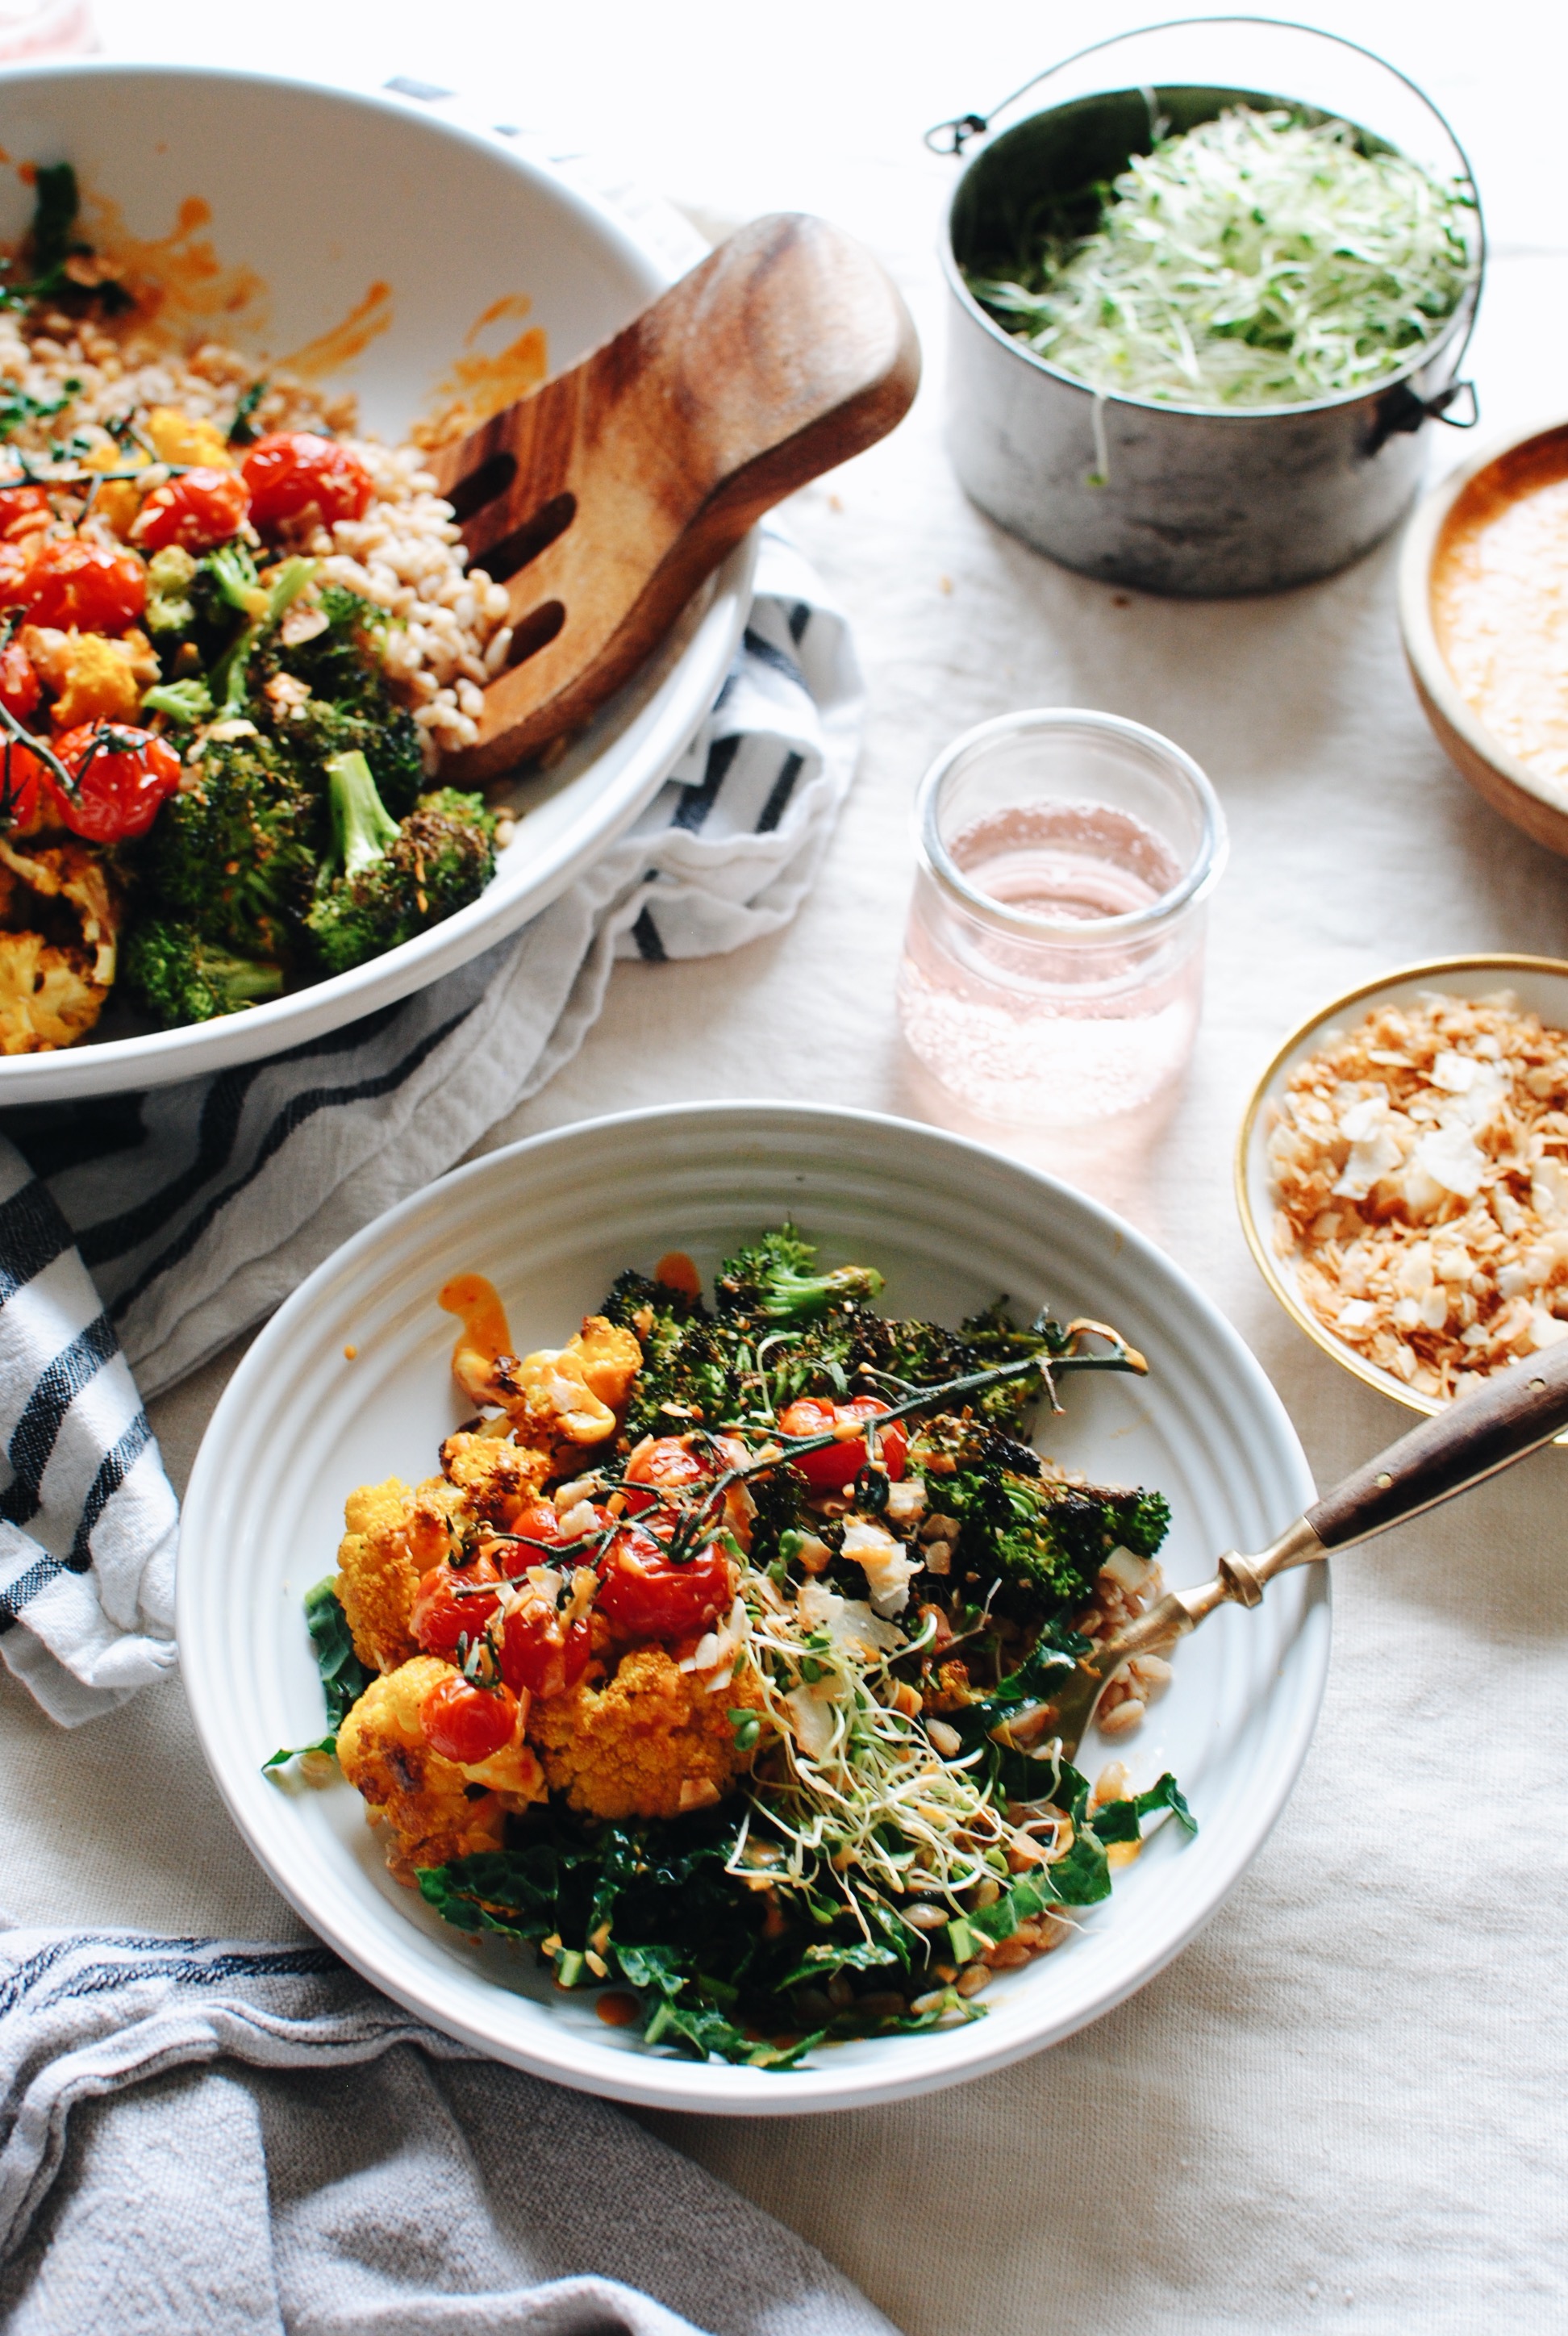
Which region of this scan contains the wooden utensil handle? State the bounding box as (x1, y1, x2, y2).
(1306, 1339, 1568, 1550)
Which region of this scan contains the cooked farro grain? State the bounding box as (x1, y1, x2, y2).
(1269, 990, 1568, 1397)
(0, 306, 509, 774)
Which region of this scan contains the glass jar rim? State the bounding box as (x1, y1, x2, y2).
(912, 707, 1228, 939)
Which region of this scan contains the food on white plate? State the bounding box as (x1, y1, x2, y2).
(271, 1224, 1193, 2069)
(0, 164, 517, 1051)
(965, 106, 1474, 411)
(1269, 989, 1568, 1398)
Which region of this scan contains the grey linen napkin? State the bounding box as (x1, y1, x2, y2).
(0, 527, 861, 1723)
(0, 1925, 897, 2334)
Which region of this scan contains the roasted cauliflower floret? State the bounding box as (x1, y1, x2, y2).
(336, 1655, 544, 1875)
(0, 836, 121, 1053)
(335, 1475, 463, 1672)
(438, 1425, 552, 1525)
(529, 1645, 761, 1820)
(497, 1316, 644, 1447)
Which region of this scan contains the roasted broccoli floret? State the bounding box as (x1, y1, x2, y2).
(254, 585, 424, 814)
(305, 752, 495, 975)
(277, 584, 388, 705)
(911, 1418, 1170, 1623)
(717, 1225, 883, 1324)
(148, 735, 321, 960)
(124, 916, 283, 1025)
(277, 697, 425, 819)
(598, 1269, 737, 1439)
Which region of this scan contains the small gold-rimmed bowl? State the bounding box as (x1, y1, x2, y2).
(1399, 416, 1568, 860)
(1236, 953, 1568, 1415)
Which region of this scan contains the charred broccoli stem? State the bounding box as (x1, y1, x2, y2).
(305, 753, 496, 975)
(148, 735, 323, 961)
(716, 1224, 884, 1324)
(125, 917, 284, 1025)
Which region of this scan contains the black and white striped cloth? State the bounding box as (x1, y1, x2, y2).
(0, 526, 862, 1725)
(0, 1924, 895, 2332)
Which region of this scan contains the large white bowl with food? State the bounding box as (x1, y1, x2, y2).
(0, 63, 753, 1102)
(179, 1103, 1326, 2115)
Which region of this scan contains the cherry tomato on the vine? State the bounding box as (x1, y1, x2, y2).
(498, 1601, 593, 1700)
(419, 1672, 518, 1765)
(775, 1395, 907, 1492)
(0, 636, 40, 723)
(48, 722, 183, 843)
(240, 432, 373, 532)
(132, 464, 250, 554)
(23, 537, 146, 633)
(409, 1554, 500, 1660)
(594, 1523, 732, 1642)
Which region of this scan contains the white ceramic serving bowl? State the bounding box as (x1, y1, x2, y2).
(0, 64, 753, 1103)
(1398, 415, 1568, 860)
(180, 1102, 1326, 2116)
(1236, 954, 1568, 1415)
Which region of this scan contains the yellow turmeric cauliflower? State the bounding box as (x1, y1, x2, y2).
(529, 1646, 761, 1821)
(437, 1426, 552, 1526)
(335, 1475, 462, 1673)
(336, 1655, 544, 1875)
(495, 1316, 644, 1448)
(0, 836, 121, 1053)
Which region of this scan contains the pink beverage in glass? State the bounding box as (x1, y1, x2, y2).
(898, 710, 1227, 1128)
(0, 2, 94, 60)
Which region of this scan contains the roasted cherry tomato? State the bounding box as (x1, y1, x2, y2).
(494, 1501, 611, 1579)
(420, 1672, 518, 1765)
(621, 1437, 714, 1517)
(48, 722, 183, 843)
(0, 482, 52, 540)
(0, 736, 47, 828)
(0, 636, 40, 723)
(409, 1554, 500, 1660)
(23, 536, 147, 633)
(594, 1523, 731, 1642)
(132, 464, 250, 554)
(776, 1395, 907, 1492)
(241, 432, 373, 532)
(498, 1601, 593, 1700)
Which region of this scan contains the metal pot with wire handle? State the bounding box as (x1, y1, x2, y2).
(933, 16, 1485, 597)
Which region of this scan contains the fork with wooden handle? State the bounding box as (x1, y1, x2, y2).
(1045, 1339, 1568, 1759)
(424, 211, 920, 784)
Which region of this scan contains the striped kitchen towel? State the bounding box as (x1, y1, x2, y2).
(0, 1924, 897, 2332)
(0, 524, 862, 1723)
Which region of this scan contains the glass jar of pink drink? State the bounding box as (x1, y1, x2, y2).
(898, 708, 1227, 1128)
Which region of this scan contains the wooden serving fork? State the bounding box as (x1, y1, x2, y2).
(1045, 1341, 1568, 1759)
(424, 212, 920, 782)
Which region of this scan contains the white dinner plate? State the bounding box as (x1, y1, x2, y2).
(1236, 953, 1568, 1416)
(0, 64, 754, 1102)
(180, 1103, 1327, 2115)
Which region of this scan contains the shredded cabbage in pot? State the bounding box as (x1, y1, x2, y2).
(966, 106, 1474, 411)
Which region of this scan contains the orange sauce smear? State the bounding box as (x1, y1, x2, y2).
(9, 164, 547, 444)
(1432, 431, 1568, 790)
(411, 290, 548, 448)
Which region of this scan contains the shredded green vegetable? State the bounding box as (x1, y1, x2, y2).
(966, 106, 1474, 411)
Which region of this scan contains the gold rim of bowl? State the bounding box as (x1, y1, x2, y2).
(1234, 952, 1568, 1416)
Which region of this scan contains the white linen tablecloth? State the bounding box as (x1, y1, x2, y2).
(4, 5, 1565, 2331)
